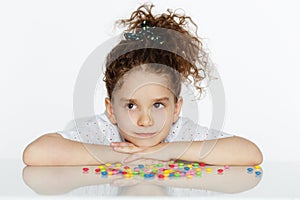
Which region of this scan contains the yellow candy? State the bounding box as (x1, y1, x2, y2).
(186, 175, 193, 179)
(124, 173, 131, 178)
(254, 165, 261, 169)
(108, 171, 113, 175)
(187, 164, 192, 168)
(115, 163, 122, 167)
(196, 168, 202, 172)
(163, 170, 170, 174)
(105, 163, 111, 167)
(206, 168, 212, 173)
(99, 165, 105, 169)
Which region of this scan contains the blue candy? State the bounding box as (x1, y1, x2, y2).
(138, 164, 144, 169)
(247, 168, 253, 172)
(255, 171, 262, 176)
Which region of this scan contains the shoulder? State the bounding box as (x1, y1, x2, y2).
(165, 116, 234, 142)
(57, 112, 122, 144)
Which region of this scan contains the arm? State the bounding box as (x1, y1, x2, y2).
(113, 136, 263, 166)
(173, 136, 263, 165)
(23, 133, 129, 166)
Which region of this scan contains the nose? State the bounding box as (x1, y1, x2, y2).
(137, 110, 153, 127)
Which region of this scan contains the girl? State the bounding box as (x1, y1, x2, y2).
(23, 4, 263, 166)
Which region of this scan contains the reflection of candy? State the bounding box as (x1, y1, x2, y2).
(186, 174, 193, 179)
(224, 165, 230, 170)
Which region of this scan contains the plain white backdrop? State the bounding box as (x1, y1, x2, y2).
(0, 0, 299, 163)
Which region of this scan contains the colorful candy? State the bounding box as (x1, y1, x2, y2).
(255, 171, 262, 176)
(247, 167, 254, 173)
(95, 168, 100, 173)
(82, 162, 261, 180)
(200, 163, 206, 168)
(206, 168, 212, 173)
(82, 167, 89, 172)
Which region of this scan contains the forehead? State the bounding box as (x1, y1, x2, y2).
(112, 69, 174, 98)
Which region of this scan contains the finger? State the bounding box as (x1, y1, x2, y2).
(110, 142, 134, 147)
(113, 146, 142, 154)
(112, 178, 140, 187)
(124, 154, 142, 163)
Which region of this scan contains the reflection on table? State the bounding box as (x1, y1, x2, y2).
(22, 164, 262, 196)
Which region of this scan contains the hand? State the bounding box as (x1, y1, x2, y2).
(110, 142, 147, 153)
(111, 142, 173, 163)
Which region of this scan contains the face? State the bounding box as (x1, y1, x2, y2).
(105, 66, 182, 147)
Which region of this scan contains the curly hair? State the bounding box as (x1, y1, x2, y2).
(104, 3, 211, 100)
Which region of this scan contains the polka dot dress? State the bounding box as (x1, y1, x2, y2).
(57, 112, 233, 144)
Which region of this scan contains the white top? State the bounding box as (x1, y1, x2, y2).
(57, 112, 233, 144)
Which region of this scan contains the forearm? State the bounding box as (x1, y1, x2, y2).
(169, 136, 263, 165)
(23, 133, 128, 166)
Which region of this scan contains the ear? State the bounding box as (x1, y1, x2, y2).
(105, 98, 117, 124)
(173, 96, 183, 123)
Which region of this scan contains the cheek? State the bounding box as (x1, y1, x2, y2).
(114, 108, 133, 130)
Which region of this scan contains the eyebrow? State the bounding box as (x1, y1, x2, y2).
(120, 97, 170, 102)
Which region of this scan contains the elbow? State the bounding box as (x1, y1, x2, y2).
(23, 143, 37, 166)
(23, 133, 62, 166)
(235, 136, 263, 166)
(245, 139, 263, 166)
(23, 140, 44, 166)
(252, 145, 263, 165)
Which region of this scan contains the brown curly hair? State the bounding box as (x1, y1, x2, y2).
(104, 4, 211, 100)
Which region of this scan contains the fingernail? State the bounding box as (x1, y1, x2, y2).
(113, 147, 119, 150)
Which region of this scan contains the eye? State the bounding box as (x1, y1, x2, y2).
(126, 103, 137, 110)
(153, 102, 164, 109)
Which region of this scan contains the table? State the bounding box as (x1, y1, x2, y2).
(1, 160, 299, 199)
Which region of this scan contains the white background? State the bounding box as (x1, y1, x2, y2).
(0, 0, 299, 163)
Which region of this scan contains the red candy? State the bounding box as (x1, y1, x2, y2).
(82, 167, 89, 172)
(95, 168, 100, 173)
(200, 163, 206, 167)
(217, 169, 224, 174)
(158, 174, 164, 179)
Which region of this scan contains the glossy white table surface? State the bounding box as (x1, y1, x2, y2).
(0, 160, 299, 199)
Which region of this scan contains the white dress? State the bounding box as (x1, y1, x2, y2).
(57, 112, 233, 144)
